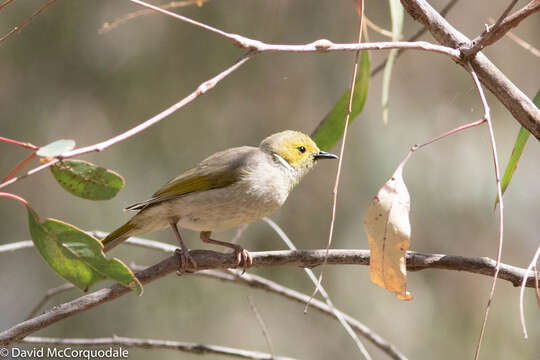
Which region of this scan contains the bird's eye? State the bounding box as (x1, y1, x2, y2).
(297, 146, 306, 153)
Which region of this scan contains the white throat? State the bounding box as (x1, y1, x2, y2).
(273, 153, 296, 174)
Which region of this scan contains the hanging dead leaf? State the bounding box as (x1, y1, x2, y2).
(364, 163, 412, 300)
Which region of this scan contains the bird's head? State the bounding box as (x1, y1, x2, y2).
(260, 130, 338, 182)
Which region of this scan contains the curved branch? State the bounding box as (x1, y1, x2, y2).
(400, 0, 540, 141)
(461, 0, 540, 58)
(1, 248, 539, 345)
(199, 270, 408, 360)
(22, 336, 295, 360)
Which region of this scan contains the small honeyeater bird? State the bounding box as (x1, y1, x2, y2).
(101, 130, 337, 272)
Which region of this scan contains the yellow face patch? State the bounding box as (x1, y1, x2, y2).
(272, 132, 320, 170)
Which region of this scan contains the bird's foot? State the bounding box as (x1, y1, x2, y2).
(231, 244, 252, 274)
(174, 248, 198, 275)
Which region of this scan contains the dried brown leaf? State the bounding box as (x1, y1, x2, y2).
(364, 164, 412, 300)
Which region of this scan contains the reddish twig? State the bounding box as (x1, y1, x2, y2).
(0, 0, 58, 45)
(0, 136, 38, 150)
(2, 152, 37, 183)
(0, 0, 15, 11)
(0, 51, 254, 191)
(0, 192, 28, 206)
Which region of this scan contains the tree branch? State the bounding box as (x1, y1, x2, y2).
(2, 248, 539, 345)
(400, 0, 540, 141)
(198, 269, 409, 360)
(460, 0, 539, 59)
(21, 336, 295, 360)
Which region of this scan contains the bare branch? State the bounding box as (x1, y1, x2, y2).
(22, 336, 295, 360)
(99, 0, 209, 34)
(0, 0, 58, 45)
(263, 218, 372, 358)
(0, 51, 253, 191)
(488, 17, 540, 58)
(247, 296, 275, 358)
(461, 0, 539, 59)
(2, 248, 540, 345)
(201, 270, 408, 360)
(400, 0, 540, 141)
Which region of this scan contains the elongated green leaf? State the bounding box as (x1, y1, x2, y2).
(51, 159, 124, 200)
(382, 0, 404, 124)
(37, 139, 75, 157)
(312, 50, 370, 151)
(27, 206, 143, 295)
(496, 89, 540, 206)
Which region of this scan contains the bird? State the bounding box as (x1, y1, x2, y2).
(101, 130, 338, 273)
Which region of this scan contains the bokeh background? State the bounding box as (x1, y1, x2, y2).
(1, 0, 539, 359)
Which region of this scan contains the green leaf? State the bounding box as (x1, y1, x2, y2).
(382, 0, 404, 124)
(50, 159, 125, 200)
(27, 206, 143, 295)
(312, 50, 370, 151)
(37, 139, 75, 157)
(496, 89, 540, 206)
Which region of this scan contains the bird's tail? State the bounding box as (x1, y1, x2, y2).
(101, 221, 137, 252)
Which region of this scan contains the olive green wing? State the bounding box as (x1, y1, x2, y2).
(125, 146, 254, 211)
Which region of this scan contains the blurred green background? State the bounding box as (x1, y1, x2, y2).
(1, 0, 539, 359)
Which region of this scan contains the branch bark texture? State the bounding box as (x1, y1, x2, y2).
(1, 249, 539, 346)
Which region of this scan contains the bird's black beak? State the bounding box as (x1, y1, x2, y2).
(314, 151, 339, 160)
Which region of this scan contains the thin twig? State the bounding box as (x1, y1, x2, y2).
(365, 16, 394, 39)
(26, 283, 75, 320)
(308, 4, 372, 358)
(22, 336, 294, 360)
(231, 224, 249, 244)
(0, 136, 39, 150)
(466, 65, 504, 360)
(0, 40, 460, 192)
(0, 0, 58, 45)
(209, 269, 408, 360)
(412, 118, 486, 151)
(371, 0, 459, 76)
(534, 266, 540, 308)
(0, 0, 16, 11)
(99, 0, 208, 34)
(247, 296, 275, 358)
(127, 0, 460, 58)
(487, 17, 540, 58)
(2, 152, 36, 183)
(519, 242, 540, 338)
(460, 0, 521, 58)
(0, 51, 254, 191)
(263, 218, 371, 359)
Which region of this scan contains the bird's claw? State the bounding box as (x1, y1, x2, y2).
(175, 248, 197, 275)
(232, 245, 252, 274)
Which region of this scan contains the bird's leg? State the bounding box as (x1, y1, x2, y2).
(200, 231, 252, 273)
(169, 220, 197, 275)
